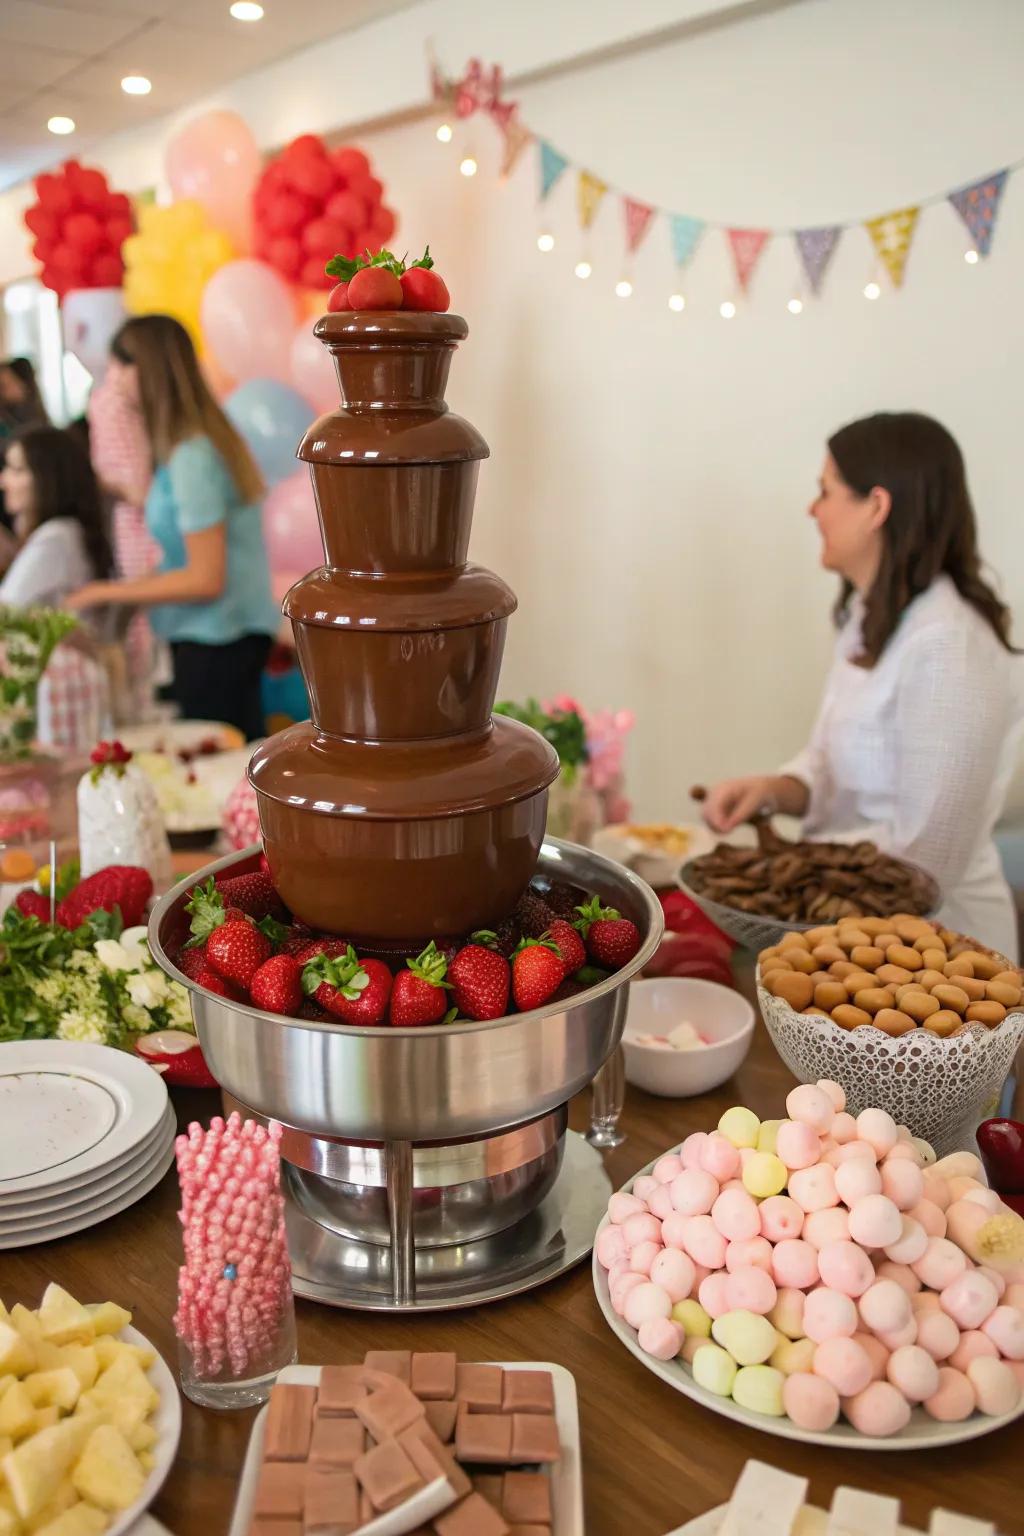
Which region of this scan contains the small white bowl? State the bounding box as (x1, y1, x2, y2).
(622, 977, 755, 1097)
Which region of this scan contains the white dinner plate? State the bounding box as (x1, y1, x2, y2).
(1, 1102, 176, 1214)
(663, 1507, 922, 1536)
(593, 1151, 1024, 1452)
(0, 1131, 176, 1249)
(228, 1361, 583, 1536)
(0, 1108, 176, 1235)
(0, 1042, 169, 1194)
(107, 1324, 182, 1536)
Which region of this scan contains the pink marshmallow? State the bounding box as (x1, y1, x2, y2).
(681, 1214, 728, 1271)
(632, 1175, 659, 1202)
(610, 1272, 646, 1316)
(637, 1317, 684, 1360)
(859, 1279, 912, 1335)
(853, 1331, 891, 1382)
(916, 1310, 961, 1361)
(623, 1281, 673, 1330)
(912, 1237, 969, 1292)
(981, 1305, 1024, 1360)
(653, 1153, 683, 1185)
(940, 1270, 1000, 1331)
(880, 1160, 925, 1212)
(912, 1289, 942, 1315)
(699, 1133, 741, 1182)
(596, 1224, 628, 1269)
(759, 1195, 804, 1243)
(648, 1186, 675, 1221)
(830, 1111, 858, 1145)
(771, 1239, 820, 1290)
(649, 1247, 697, 1304)
(961, 1186, 1005, 1214)
(680, 1334, 704, 1365)
(921, 1171, 952, 1211)
(979, 1267, 1007, 1300)
(802, 1207, 851, 1250)
(698, 1271, 732, 1320)
(875, 1319, 918, 1351)
(884, 1215, 929, 1266)
(816, 1079, 846, 1112)
(669, 1168, 720, 1217)
(949, 1330, 999, 1374)
(771, 1288, 806, 1340)
(775, 1119, 822, 1171)
(848, 1194, 903, 1250)
(724, 1266, 778, 1316)
(856, 1107, 899, 1157)
(817, 1240, 876, 1298)
(628, 1240, 663, 1276)
(884, 1141, 921, 1163)
(783, 1371, 840, 1431)
(829, 1140, 879, 1168)
(967, 1356, 1022, 1416)
(789, 1163, 840, 1214)
(907, 1199, 947, 1238)
(874, 1261, 921, 1296)
(1005, 1282, 1024, 1311)
(680, 1131, 709, 1170)
(835, 1159, 883, 1207)
(689, 1263, 711, 1296)
(924, 1366, 976, 1422)
(608, 1192, 647, 1224)
(720, 1178, 747, 1194)
(813, 1336, 873, 1396)
(886, 1343, 939, 1402)
(786, 1083, 835, 1132)
(661, 1212, 692, 1250)
(711, 1188, 761, 1242)
(726, 1237, 774, 1274)
(804, 1287, 859, 1342)
(622, 1211, 663, 1250)
(606, 1257, 632, 1286)
(844, 1380, 912, 1437)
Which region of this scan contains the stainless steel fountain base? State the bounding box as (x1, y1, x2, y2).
(283, 1130, 610, 1311)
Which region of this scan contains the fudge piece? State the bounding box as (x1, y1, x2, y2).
(356, 1381, 426, 1441)
(472, 1474, 504, 1505)
(509, 1415, 559, 1464)
(264, 1384, 317, 1461)
(433, 1492, 510, 1536)
(455, 1363, 503, 1412)
(355, 1438, 424, 1512)
(454, 1406, 512, 1464)
(317, 1366, 367, 1417)
(411, 1352, 458, 1400)
(424, 1400, 458, 1444)
(506, 1527, 551, 1535)
(309, 1415, 366, 1468)
(304, 1466, 359, 1535)
(363, 1349, 412, 1385)
(501, 1372, 555, 1416)
(502, 1472, 552, 1525)
(400, 1421, 470, 1498)
(253, 1460, 305, 1520)
(248, 1524, 303, 1536)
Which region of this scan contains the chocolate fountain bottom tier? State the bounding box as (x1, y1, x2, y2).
(249, 718, 560, 941)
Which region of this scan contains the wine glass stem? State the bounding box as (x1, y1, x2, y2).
(587, 1045, 625, 1148)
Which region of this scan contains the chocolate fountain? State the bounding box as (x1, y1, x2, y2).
(150, 311, 663, 1310)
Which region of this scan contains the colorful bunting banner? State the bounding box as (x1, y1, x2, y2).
(948, 170, 1007, 257)
(623, 197, 655, 254)
(669, 214, 705, 268)
(577, 171, 608, 231)
(539, 142, 569, 201)
(795, 226, 842, 296)
(727, 228, 770, 293)
(865, 206, 920, 288)
(500, 119, 533, 181)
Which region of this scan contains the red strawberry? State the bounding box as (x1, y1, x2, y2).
(348, 265, 403, 309)
(185, 877, 248, 946)
(400, 265, 450, 313)
(327, 280, 349, 311)
(546, 918, 586, 975)
(473, 919, 518, 960)
(196, 967, 244, 1002)
(575, 897, 641, 969)
(448, 942, 510, 1022)
(14, 890, 51, 922)
(215, 870, 287, 923)
(511, 940, 565, 1011)
(294, 936, 350, 972)
(56, 865, 153, 929)
(390, 942, 452, 1027)
(206, 919, 272, 990)
(250, 954, 303, 1016)
(175, 945, 209, 982)
(301, 945, 392, 1025)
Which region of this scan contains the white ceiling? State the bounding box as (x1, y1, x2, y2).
(0, 0, 418, 192)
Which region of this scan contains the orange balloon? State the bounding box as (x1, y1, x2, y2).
(202, 351, 236, 400)
(299, 287, 329, 321)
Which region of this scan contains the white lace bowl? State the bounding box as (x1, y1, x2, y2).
(758, 979, 1024, 1156)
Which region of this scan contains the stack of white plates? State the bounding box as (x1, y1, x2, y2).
(0, 1041, 176, 1249)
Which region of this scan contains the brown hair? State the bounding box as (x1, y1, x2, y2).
(12, 426, 112, 579)
(829, 412, 1014, 666)
(1, 357, 50, 427)
(110, 315, 263, 504)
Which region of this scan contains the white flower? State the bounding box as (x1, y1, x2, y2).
(95, 939, 132, 973)
(166, 984, 195, 1030)
(57, 1010, 106, 1044)
(122, 1003, 153, 1033)
(119, 927, 151, 971)
(126, 971, 169, 1010)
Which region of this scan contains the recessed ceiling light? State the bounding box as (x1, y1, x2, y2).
(121, 75, 152, 96)
(47, 116, 75, 135)
(230, 1, 264, 19)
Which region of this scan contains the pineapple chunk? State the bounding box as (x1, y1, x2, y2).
(0, 1436, 12, 1459)
(32, 1407, 60, 1432)
(10, 1307, 42, 1346)
(137, 1451, 154, 1473)
(37, 1291, 92, 1349)
(0, 1505, 18, 1536)
(26, 1370, 81, 1413)
(83, 1306, 129, 1340)
(33, 1506, 108, 1536)
(0, 1377, 14, 1402)
(71, 1426, 143, 1513)
(0, 1382, 36, 1441)
(75, 1392, 145, 1439)
(125, 1421, 155, 1453)
(89, 1358, 156, 1415)
(0, 1302, 7, 1322)
(93, 1339, 151, 1373)
(49, 1351, 96, 1395)
(24, 1476, 76, 1532)
(0, 1325, 34, 1378)
(2, 1415, 97, 1518)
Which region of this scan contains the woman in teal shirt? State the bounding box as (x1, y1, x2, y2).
(70, 315, 280, 738)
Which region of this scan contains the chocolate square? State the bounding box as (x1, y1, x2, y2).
(455, 1363, 503, 1412)
(264, 1384, 316, 1461)
(433, 1492, 510, 1535)
(454, 1405, 513, 1464)
(472, 1473, 504, 1504)
(505, 1526, 551, 1535)
(400, 1420, 470, 1498)
(501, 1372, 555, 1416)
(502, 1472, 552, 1525)
(317, 1366, 367, 1417)
(304, 1466, 358, 1534)
(356, 1381, 426, 1442)
(354, 1437, 423, 1513)
(425, 1399, 458, 1443)
(253, 1460, 305, 1519)
(248, 1522, 303, 1536)
(509, 1415, 559, 1464)
(362, 1349, 412, 1385)
(410, 1351, 457, 1400)
(309, 1415, 365, 1468)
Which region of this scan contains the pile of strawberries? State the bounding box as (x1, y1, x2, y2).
(15, 864, 153, 930)
(325, 246, 450, 314)
(171, 863, 642, 1026)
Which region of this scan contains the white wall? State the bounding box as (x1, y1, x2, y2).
(2, 0, 1023, 819)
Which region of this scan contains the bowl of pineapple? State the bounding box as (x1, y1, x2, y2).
(0, 1282, 180, 1536)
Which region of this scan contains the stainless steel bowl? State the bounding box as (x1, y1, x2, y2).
(149, 837, 664, 1143)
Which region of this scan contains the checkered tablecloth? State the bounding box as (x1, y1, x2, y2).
(36, 642, 113, 751)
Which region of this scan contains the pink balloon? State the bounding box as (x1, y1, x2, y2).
(290, 320, 337, 413)
(165, 109, 261, 252)
(263, 471, 324, 577)
(201, 259, 296, 384)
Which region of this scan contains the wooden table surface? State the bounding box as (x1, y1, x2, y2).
(5, 1018, 1018, 1536)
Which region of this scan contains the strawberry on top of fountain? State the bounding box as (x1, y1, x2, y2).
(325, 245, 451, 313)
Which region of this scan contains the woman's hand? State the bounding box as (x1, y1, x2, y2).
(701, 774, 809, 834)
(66, 581, 114, 611)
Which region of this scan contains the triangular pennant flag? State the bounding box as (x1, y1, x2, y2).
(669, 214, 705, 267)
(539, 142, 569, 201)
(865, 206, 919, 287)
(948, 170, 1007, 257)
(727, 228, 770, 292)
(623, 197, 655, 254)
(577, 170, 607, 231)
(500, 119, 533, 181)
(794, 226, 841, 296)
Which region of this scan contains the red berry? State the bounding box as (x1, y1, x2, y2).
(546, 919, 586, 976)
(327, 280, 349, 311)
(196, 967, 244, 1002)
(347, 265, 403, 310)
(250, 954, 303, 1016)
(301, 945, 392, 1025)
(206, 919, 272, 990)
(56, 865, 153, 929)
(400, 266, 450, 312)
(511, 942, 565, 1011)
(575, 897, 642, 970)
(14, 890, 51, 922)
(175, 945, 208, 982)
(215, 870, 287, 922)
(449, 943, 510, 1021)
(390, 942, 451, 1027)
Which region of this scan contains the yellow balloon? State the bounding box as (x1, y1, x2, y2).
(122, 200, 234, 332)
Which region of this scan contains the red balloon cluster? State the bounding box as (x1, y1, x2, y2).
(253, 134, 397, 291)
(24, 160, 132, 299)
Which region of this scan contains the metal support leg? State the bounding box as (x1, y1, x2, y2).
(385, 1139, 415, 1306)
(586, 1044, 626, 1149)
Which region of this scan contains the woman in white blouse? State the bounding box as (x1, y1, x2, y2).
(703, 413, 1024, 959)
(0, 427, 112, 606)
